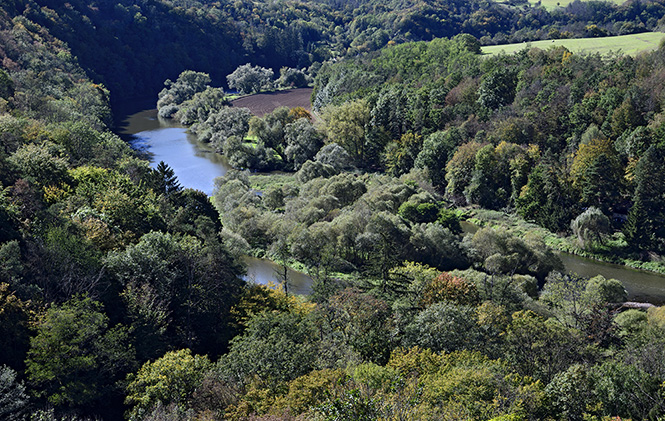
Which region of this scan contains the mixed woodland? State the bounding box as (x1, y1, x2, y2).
(2, 0, 665, 99)
(3, 0, 665, 420)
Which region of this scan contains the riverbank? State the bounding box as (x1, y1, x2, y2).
(115, 102, 665, 303)
(466, 208, 665, 275)
(464, 208, 665, 303)
(115, 107, 231, 195)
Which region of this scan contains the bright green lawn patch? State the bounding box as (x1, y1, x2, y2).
(249, 172, 296, 191)
(482, 32, 665, 57)
(529, 0, 623, 10)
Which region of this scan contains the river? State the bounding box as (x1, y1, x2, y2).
(116, 108, 665, 303)
(115, 105, 315, 293)
(116, 106, 232, 196)
(242, 257, 314, 295)
(559, 253, 665, 304)
(461, 222, 665, 304)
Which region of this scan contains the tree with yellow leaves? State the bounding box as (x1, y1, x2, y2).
(570, 138, 623, 213)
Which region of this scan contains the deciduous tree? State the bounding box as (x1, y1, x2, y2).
(125, 349, 212, 420)
(0, 365, 28, 421)
(284, 118, 324, 170)
(226, 64, 274, 95)
(323, 99, 371, 165)
(570, 207, 611, 249)
(415, 128, 464, 190)
(25, 296, 135, 409)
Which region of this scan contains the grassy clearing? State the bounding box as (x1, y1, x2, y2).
(225, 93, 243, 101)
(249, 172, 296, 191)
(528, 0, 624, 10)
(482, 32, 665, 57)
(226, 86, 300, 101)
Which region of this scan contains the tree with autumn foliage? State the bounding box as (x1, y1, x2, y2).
(420, 272, 479, 306)
(570, 137, 623, 214)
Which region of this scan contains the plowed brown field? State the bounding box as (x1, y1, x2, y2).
(230, 88, 313, 117)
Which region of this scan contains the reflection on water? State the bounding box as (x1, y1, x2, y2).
(461, 220, 665, 303)
(115, 107, 314, 293)
(558, 252, 665, 305)
(242, 256, 314, 295)
(117, 108, 231, 196)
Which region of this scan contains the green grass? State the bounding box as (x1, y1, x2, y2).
(529, 0, 623, 10)
(249, 173, 296, 191)
(482, 32, 665, 57)
(227, 86, 304, 101)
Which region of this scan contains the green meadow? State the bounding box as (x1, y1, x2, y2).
(529, 0, 624, 9)
(482, 32, 665, 56)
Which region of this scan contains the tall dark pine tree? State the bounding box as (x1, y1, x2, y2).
(624, 195, 650, 250)
(579, 153, 622, 215)
(624, 145, 665, 250)
(154, 161, 182, 197)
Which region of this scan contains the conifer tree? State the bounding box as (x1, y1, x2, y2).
(624, 145, 665, 250)
(623, 195, 650, 250)
(154, 161, 182, 197)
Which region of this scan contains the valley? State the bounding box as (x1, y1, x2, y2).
(2, 0, 665, 419)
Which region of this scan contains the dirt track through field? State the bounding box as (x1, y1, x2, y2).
(230, 88, 313, 117)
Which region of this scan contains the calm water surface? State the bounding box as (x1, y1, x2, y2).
(117, 108, 231, 195)
(559, 253, 665, 304)
(461, 221, 665, 303)
(242, 257, 314, 295)
(116, 106, 314, 292)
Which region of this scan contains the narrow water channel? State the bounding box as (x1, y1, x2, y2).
(462, 221, 665, 303)
(116, 106, 314, 293)
(558, 253, 665, 304)
(117, 107, 232, 196)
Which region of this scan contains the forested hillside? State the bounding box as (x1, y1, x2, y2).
(1, 0, 665, 99)
(169, 35, 665, 263)
(308, 35, 665, 247)
(0, 8, 245, 419)
(3, 0, 665, 419)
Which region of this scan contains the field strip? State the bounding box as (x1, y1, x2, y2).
(482, 32, 665, 57)
(230, 88, 313, 117)
(528, 0, 624, 10)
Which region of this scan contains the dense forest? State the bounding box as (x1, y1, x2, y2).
(2, 0, 665, 420)
(1, 0, 665, 99)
